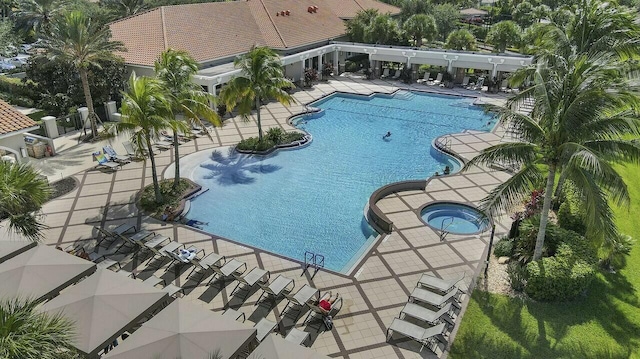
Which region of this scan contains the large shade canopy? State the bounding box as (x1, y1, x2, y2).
(104, 299, 257, 359)
(248, 334, 331, 359)
(0, 239, 36, 263)
(39, 269, 168, 358)
(0, 245, 95, 301)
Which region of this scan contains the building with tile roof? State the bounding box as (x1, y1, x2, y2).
(109, 0, 400, 72)
(0, 100, 39, 163)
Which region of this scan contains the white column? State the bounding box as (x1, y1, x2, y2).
(301, 60, 306, 82)
(41, 116, 59, 139)
(319, 54, 324, 79)
(491, 64, 498, 78)
(333, 51, 339, 75)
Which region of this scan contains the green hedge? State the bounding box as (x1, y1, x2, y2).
(524, 228, 597, 301)
(493, 237, 514, 257)
(236, 128, 305, 152)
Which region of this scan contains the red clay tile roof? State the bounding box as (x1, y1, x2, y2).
(109, 0, 400, 67)
(0, 100, 37, 136)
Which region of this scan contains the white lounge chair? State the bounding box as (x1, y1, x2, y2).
(417, 273, 465, 294)
(256, 275, 295, 303)
(254, 318, 278, 342)
(186, 252, 226, 283)
(386, 319, 446, 352)
(381, 68, 390, 78)
(500, 79, 510, 92)
(392, 69, 402, 79)
(430, 73, 443, 85)
(409, 287, 462, 309)
(281, 284, 319, 318)
(461, 76, 470, 87)
(207, 258, 247, 284)
(103, 145, 131, 164)
(230, 267, 270, 296)
(284, 327, 310, 346)
(417, 72, 431, 83)
(400, 302, 455, 326)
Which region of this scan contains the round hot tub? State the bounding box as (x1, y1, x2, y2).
(420, 203, 489, 235)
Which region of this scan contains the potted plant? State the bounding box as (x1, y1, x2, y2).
(304, 68, 318, 87)
(442, 71, 454, 88)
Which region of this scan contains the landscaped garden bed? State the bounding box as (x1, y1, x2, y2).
(235, 127, 308, 155)
(137, 178, 201, 219)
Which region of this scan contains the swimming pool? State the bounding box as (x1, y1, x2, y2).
(420, 203, 490, 235)
(185, 91, 493, 273)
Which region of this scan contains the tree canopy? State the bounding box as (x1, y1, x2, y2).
(486, 20, 521, 53)
(403, 13, 437, 47)
(445, 29, 477, 51)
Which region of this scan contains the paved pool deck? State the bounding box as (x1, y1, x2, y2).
(25, 77, 513, 358)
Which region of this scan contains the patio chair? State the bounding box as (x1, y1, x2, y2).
(222, 308, 246, 322)
(430, 73, 443, 85)
(230, 267, 270, 296)
(163, 245, 205, 273)
(417, 72, 431, 84)
(93, 152, 121, 171)
(154, 140, 174, 151)
(95, 223, 136, 248)
(461, 76, 470, 87)
(207, 258, 247, 285)
(386, 319, 446, 353)
(186, 252, 226, 283)
(409, 287, 462, 310)
(144, 240, 184, 267)
(122, 140, 149, 158)
(281, 284, 319, 319)
(381, 68, 390, 78)
(303, 292, 342, 329)
(500, 79, 510, 92)
(254, 318, 278, 342)
(114, 230, 154, 253)
(284, 327, 310, 346)
(392, 69, 401, 79)
(256, 275, 295, 304)
(102, 145, 131, 164)
(474, 77, 485, 90)
(400, 302, 455, 327)
(417, 273, 465, 294)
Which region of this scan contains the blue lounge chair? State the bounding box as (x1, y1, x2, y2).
(103, 145, 131, 163)
(93, 152, 121, 171)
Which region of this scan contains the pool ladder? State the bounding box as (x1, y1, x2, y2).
(302, 251, 325, 278)
(440, 217, 455, 241)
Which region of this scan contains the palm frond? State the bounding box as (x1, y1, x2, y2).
(479, 164, 544, 220)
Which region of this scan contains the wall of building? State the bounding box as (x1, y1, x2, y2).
(0, 132, 28, 163)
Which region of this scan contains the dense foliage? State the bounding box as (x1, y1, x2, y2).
(25, 55, 126, 116)
(236, 128, 305, 152)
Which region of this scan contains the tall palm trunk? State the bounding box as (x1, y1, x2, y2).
(553, 167, 567, 199)
(172, 131, 180, 190)
(146, 135, 162, 203)
(256, 96, 262, 142)
(255, 97, 263, 141)
(79, 67, 98, 139)
(533, 165, 557, 260)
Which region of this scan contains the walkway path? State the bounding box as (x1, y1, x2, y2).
(30, 77, 511, 358)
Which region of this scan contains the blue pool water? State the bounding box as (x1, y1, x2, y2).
(421, 203, 490, 234)
(187, 91, 493, 272)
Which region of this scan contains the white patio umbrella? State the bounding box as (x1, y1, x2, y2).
(104, 299, 257, 359)
(39, 269, 168, 358)
(0, 245, 95, 301)
(248, 334, 331, 359)
(0, 239, 36, 263)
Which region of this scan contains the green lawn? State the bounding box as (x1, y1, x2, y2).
(449, 161, 640, 359)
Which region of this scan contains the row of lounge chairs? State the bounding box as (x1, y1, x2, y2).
(387, 273, 465, 353)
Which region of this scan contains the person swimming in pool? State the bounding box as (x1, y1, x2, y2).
(382, 131, 391, 139)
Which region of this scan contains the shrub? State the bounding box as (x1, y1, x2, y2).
(507, 262, 526, 292)
(236, 137, 275, 152)
(525, 256, 595, 301)
(524, 229, 597, 301)
(600, 233, 635, 271)
(556, 182, 587, 235)
(265, 127, 285, 144)
(283, 131, 305, 143)
(493, 237, 514, 257)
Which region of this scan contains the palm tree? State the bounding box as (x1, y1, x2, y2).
(14, 0, 68, 35)
(116, 73, 173, 203)
(154, 49, 221, 190)
(45, 11, 125, 140)
(402, 13, 437, 47)
(0, 161, 51, 241)
(100, 0, 147, 20)
(466, 56, 640, 261)
(219, 46, 294, 142)
(0, 298, 77, 359)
